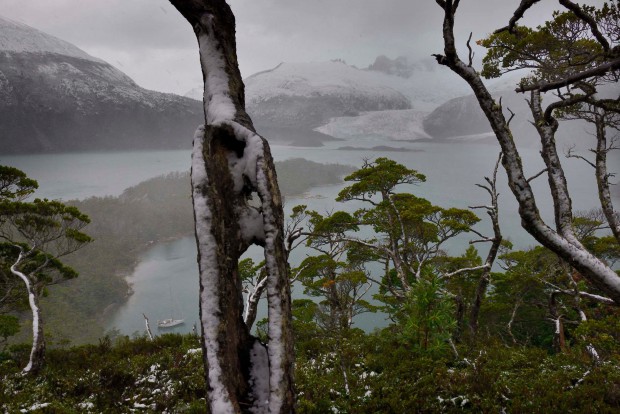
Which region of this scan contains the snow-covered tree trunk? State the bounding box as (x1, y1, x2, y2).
(594, 111, 620, 243)
(244, 272, 268, 330)
(168, 1, 294, 412)
(433, 0, 620, 306)
(143, 313, 154, 341)
(10, 252, 45, 375)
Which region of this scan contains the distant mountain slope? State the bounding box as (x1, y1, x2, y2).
(187, 60, 415, 146)
(365, 55, 471, 112)
(423, 81, 620, 146)
(422, 92, 507, 140)
(244, 61, 412, 129)
(0, 16, 202, 154)
(185, 57, 473, 144)
(0, 16, 104, 62)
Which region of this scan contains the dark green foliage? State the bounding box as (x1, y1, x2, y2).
(0, 314, 20, 341)
(286, 158, 620, 412)
(0, 315, 19, 359)
(290, 327, 620, 413)
(574, 313, 620, 359)
(0, 166, 92, 373)
(397, 277, 456, 355)
(1, 155, 619, 410)
(0, 334, 205, 412)
(0, 165, 38, 201)
(293, 331, 620, 413)
(337, 157, 425, 202)
(479, 2, 618, 84)
(6, 159, 352, 345)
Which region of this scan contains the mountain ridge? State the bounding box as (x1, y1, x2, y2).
(0, 16, 203, 154)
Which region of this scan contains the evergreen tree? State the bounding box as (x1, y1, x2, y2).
(0, 165, 91, 374)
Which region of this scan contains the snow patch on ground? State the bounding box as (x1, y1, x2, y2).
(315, 109, 431, 141)
(19, 403, 50, 413)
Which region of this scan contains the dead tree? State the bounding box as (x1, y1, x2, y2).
(566, 105, 620, 244)
(468, 152, 504, 339)
(168, 1, 294, 412)
(432, 0, 620, 305)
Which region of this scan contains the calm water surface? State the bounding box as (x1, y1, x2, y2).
(2, 137, 618, 334)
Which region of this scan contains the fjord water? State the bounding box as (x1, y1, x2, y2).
(2, 137, 618, 334)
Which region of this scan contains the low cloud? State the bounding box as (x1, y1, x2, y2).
(2, 0, 604, 94)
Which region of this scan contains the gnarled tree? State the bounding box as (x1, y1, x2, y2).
(432, 0, 620, 305)
(0, 166, 91, 375)
(168, 1, 294, 412)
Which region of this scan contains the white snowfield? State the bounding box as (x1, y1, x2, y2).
(316, 109, 431, 141)
(0, 16, 103, 63)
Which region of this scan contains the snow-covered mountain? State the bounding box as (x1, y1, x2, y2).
(364, 56, 471, 112)
(185, 57, 469, 144)
(0, 16, 202, 153)
(422, 92, 505, 140)
(0, 16, 106, 63)
(423, 77, 620, 146)
(244, 61, 412, 130)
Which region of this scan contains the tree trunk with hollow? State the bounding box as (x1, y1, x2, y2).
(168, 1, 295, 412)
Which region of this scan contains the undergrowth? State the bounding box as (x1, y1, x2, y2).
(1, 333, 619, 413)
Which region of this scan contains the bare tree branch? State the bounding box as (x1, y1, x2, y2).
(143, 313, 154, 341)
(544, 89, 595, 123)
(527, 168, 549, 183)
(507, 298, 522, 344)
(506, 107, 516, 127)
(444, 264, 490, 278)
(516, 58, 620, 93)
(566, 146, 596, 169)
(558, 0, 611, 52)
(432, 0, 620, 305)
(466, 31, 474, 67)
(551, 288, 616, 306)
(495, 0, 542, 34)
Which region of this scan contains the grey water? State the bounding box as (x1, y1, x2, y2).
(2, 136, 618, 335)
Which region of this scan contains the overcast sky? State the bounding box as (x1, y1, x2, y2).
(1, 0, 606, 95)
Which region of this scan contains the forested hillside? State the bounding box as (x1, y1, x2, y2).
(1, 0, 619, 412)
(4, 159, 353, 345)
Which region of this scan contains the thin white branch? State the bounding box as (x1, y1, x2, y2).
(143, 313, 154, 341)
(527, 168, 549, 183)
(443, 264, 490, 278)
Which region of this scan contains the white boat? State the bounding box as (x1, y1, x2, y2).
(158, 286, 184, 329)
(157, 318, 185, 329)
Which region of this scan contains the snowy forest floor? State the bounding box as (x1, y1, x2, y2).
(1, 331, 619, 413)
